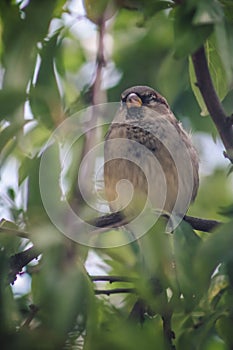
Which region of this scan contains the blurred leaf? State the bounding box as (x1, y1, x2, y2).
(29, 31, 64, 128)
(193, 0, 224, 25)
(0, 220, 22, 254)
(26, 144, 61, 225)
(218, 203, 233, 217)
(216, 315, 233, 348)
(0, 250, 19, 335)
(205, 36, 229, 100)
(138, 217, 176, 290)
(142, 0, 173, 19)
(173, 5, 213, 58)
(0, 0, 58, 92)
(19, 156, 40, 186)
(189, 57, 208, 116)
(215, 22, 233, 85)
(189, 35, 229, 116)
(173, 221, 202, 308)
(83, 0, 117, 24)
(32, 245, 91, 344)
(189, 169, 233, 221)
(195, 221, 233, 293)
(0, 90, 26, 120)
(220, 0, 233, 21)
(208, 274, 229, 305)
(0, 120, 27, 153)
(18, 123, 51, 158)
(56, 35, 86, 75)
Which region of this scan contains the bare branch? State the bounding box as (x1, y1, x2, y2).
(91, 275, 135, 283)
(8, 212, 221, 284)
(9, 246, 40, 284)
(21, 304, 39, 329)
(192, 46, 233, 163)
(95, 288, 136, 295)
(184, 215, 220, 232)
(162, 312, 176, 350)
(91, 211, 221, 233)
(0, 224, 28, 239)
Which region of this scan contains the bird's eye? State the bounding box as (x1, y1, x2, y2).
(144, 94, 157, 103)
(149, 94, 156, 100)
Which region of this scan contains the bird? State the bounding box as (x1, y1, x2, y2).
(104, 85, 199, 220)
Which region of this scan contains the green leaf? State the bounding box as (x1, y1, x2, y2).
(189, 35, 229, 115)
(138, 217, 177, 291)
(215, 22, 233, 85)
(0, 120, 26, 153)
(0, 0, 57, 93)
(18, 123, 51, 158)
(0, 90, 26, 120)
(216, 315, 233, 348)
(218, 203, 233, 217)
(31, 244, 91, 342)
(173, 6, 213, 58)
(193, 0, 224, 25)
(195, 221, 233, 292)
(142, 0, 173, 19)
(173, 221, 202, 307)
(189, 57, 209, 116)
(205, 36, 229, 99)
(25, 145, 61, 225)
(220, 0, 233, 21)
(29, 30, 63, 128)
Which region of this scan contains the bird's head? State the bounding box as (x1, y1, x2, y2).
(121, 86, 169, 118)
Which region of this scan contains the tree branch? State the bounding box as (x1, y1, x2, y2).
(192, 46, 233, 163)
(95, 288, 136, 295)
(0, 226, 28, 239)
(21, 304, 39, 329)
(162, 312, 176, 350)
(91, 275, 135, 283)
(91, 211, 221, 232)
(184, 215, 220, 232)
(9, 246, 40, 284)
(8, 212, 221, 284)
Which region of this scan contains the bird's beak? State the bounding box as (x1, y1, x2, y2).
(126, 93, 142, 108)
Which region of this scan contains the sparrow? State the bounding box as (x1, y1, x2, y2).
(104, 86, 199, 219)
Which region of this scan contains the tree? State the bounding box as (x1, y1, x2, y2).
(0, 0, 233, 349)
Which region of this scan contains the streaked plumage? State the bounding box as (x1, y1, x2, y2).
(104, 86, 199, 217)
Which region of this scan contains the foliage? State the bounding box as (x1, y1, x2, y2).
(0, 0, 233, 349)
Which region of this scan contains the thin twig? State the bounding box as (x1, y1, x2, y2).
(90, 212, 126, 227)
(95, 287, 136, 295)
(21, 304, 39, 329)
(192, 46, 233, 163)
(0, 226, 29, 239)
(72, 20, 106, 207)
(91, 275, 135, 283)
(91, 211, 221, 233)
